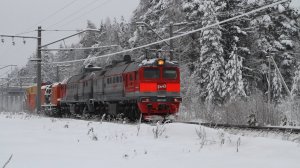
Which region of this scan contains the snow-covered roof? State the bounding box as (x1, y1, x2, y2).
(52, 82, 61, 87)
(61, 78, 70, 84)
(139, 58, 178, 67)
(139, 58, 157, 66)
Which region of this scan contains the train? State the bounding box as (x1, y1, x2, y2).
(25, 55, 181, 121)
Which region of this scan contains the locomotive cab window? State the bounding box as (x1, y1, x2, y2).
(144, 68, 160, 79)
(163, 69, 177, 79)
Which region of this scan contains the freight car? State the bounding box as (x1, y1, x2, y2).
(26, 55, 181, 121)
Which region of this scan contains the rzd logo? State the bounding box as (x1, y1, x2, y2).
(157, 84, 167, 90)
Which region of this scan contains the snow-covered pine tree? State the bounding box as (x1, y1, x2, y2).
(272, 69, 283, 103)
(193, 0, 226, 105)
(248, 0, 300, 98)
(131, 0, 184, 55)
(41, 51, 56, 83)
(79, 20, 98, 58)
(225, 43, 246, 101)
(217, 0, 249, 101)
(291, 65, 300, 100)
(118, 16, 131, 49)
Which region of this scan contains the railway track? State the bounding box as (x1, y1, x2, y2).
(176, 121, 300, 135)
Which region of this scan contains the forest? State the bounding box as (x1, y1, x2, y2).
(7, 0, 300, 125)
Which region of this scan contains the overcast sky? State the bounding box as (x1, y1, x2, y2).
(0, 0, 139, 76)
(0, 0, 300, 75)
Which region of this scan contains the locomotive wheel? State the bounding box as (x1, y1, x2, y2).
(128, 104, 141, 122)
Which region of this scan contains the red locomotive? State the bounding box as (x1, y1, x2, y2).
(25, 56, 181, 121)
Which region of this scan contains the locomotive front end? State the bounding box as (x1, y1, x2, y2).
(137, 58, 181, 120)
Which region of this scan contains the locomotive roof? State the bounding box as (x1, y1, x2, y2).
(123, 62, 140, 73)
(82, 72, 95, 80)
(67, 73, 86, 83)
(65, 57, 179, 84)
(105, 62, 130, 76)
(138, 58, 178, 67)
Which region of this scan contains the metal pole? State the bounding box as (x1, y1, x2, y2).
(235, 53, 238, 96)
(56, 66, 59, 82)
(169, 22, 174, 61)
(268, 57, 271, 117)
(0, 87, 2, 111)
(36, 26, 42, 113)
(269, 55, 291, 97)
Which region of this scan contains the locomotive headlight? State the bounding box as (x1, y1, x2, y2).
(173, 97, 182, 102)
(157, 59, 165, 66)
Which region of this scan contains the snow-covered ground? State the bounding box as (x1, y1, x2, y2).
(1, 112, 300, 168)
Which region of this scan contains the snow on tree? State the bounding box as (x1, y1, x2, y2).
(41, 51, 56, 83)
(83, 54, 97, 67)
(225, 43, 247, 101)
(188, 0, 226, 105)
(248, 0, 300, 96)
(272, 70, 283, 103)
(291, 65, 300, 100)
(79, 20, 99, 58)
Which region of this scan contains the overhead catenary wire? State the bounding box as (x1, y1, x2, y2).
(41, 45, 120, 51)
(15, 30, 36, 36)
(16, 0, 80, 35)
(42, 29, 82, 32)
(46, 0, 103, 29)
(49, 0, 289, 65)
(53, 0, 113, 29)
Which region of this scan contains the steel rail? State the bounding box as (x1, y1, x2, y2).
(176, 121, 300, 134)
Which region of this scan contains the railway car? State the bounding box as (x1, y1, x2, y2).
(41, 82, 67, 116)
(25, 85, 37, 112)
(25, 55, 182, 121)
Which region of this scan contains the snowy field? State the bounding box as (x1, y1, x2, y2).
(1, 112, 300, 168)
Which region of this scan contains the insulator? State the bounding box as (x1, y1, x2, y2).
(23, 39, 26, 44)
(12, 41, 15, 46)
(1, 39, 4, 43)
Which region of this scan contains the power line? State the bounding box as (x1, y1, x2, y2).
(49, 0, 288, 64)
(46, 0, 101, 29)
(55, 0, 113, 29)
(18, 0, 80, 34)
(15, 30, 36, 36)
(41, 45, 120, 51)
(42, 29, 82, 32)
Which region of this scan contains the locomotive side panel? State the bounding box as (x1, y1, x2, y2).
(103, 63, 129, 101)
(123, 62, 140, 99)
(93, 71, 105, 101)
(77, 73, 87, 102)
(51, 83, 62, 106)
(64, 74, 82, 103)
(80, 73, 94, 102)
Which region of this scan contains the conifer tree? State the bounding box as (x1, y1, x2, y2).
(291, 65, 300, 100)
(194, 0, 225, 105)
(225, 43, 246, 101)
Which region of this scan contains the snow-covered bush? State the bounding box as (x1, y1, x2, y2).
(195, 125, 207, 149)
(152, 121, 166, 139)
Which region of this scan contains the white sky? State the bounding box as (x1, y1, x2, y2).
(0, 0, 299, 73)
(0, 0, 139, 74)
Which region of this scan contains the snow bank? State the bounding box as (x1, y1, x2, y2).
(0, 112, 300, 168)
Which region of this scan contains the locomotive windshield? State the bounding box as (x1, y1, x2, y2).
(163, 69, 177, 79)
(144, 68, 160, 79)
